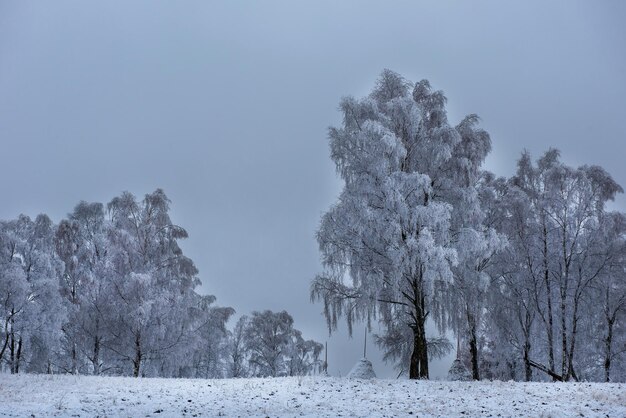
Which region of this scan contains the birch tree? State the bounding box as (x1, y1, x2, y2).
(312, 70, 493, 379)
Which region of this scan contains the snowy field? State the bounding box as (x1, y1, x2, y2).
(1, 374, 625, 417)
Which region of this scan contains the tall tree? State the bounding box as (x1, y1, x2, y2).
(488, 179, 540, 381)
(595, 213, 626, 382)
(312, 70, 492, 378)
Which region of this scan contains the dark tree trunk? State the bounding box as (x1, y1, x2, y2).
(133, 333, 142, 377)
(560, 294, 568, 379)
(604, 317, 614, 382)
(407, 268, 428, 379)
(418, 319, 429, 379)
(409, 322, 429, 379)
(409, 327, 420, 379)
(469, 322, 479, 380)
(545, 300, 555, 378)
(9, 329, 15, 374)
(408, 271, 429, 380)
(523, 328, 532, 381)
(92, 335, 101, 375)
(523, 342, 532, 381)
(559, 227, 571, 380)
(71, 342, 78, 374)
(15, 336, 22, 374)
(566, 292, 581, 382)
(521, 307, 533, 382)
(0, 326, 8, 365)
(528, 359, 563, 381)
(409, 302, 428, 379)
(542, 221, 556, 379)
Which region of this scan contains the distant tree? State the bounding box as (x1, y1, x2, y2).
(184, 294, 234, 378)
(285, 330, 323, 376)
(243, 310, 294, 377)
(240, 310, 321, 377)
(228, 315, 249, 378)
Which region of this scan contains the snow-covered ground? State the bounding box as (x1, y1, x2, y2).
(0, 374, 624, 417)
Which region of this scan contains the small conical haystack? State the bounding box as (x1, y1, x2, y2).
(447, 358, 472, 381)
(347, 358, 377, 379)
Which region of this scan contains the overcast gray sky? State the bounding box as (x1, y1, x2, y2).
(1, 1, 625, 378)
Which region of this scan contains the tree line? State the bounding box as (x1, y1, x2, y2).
(312, 69, 626, 382)
(0, 189, 321, 377)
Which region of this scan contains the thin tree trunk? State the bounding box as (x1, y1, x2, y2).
(528, 359, 563, 381)
(566, 294, 581, 381)
(604, 317, 614, 382)
(9, 330, 15, 374)
(133, 332, 142, 377)
(71, 342, 78, 374)
(0, 327, 9, 365)
(409, 326, 420, 379)
(560, 223, 570, 380)
(560, 292, 568, 379)
(92, 336, 101, 375)
(15, 336, 22, 374)
(523, 308, 533, 382)
(542, 220, 556, 378)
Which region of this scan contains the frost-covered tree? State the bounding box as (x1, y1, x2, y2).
(511, 150, 623, 380)
(285, 329, 323, 376)
(480, 150, 626, 382)
(183, 294, 234, 378)
(105, 190, 202, 377)
(312, 70, 493, 379)
(227, 315, 249, 378)
(485, 180, 541, 381)
(0, 189, 236, 378)
(444, 170, 508, 380)
(586, 212, 626, 382)
(0, 215, 65, 373)
(55, 201, 112, 374)
(0, 225, 27, 371)
(243, 310, 294, 377)
(240, 310, 321, 377)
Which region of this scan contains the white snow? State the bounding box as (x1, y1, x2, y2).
(347, 358, 377, 379)
(0, 373, 624, 417)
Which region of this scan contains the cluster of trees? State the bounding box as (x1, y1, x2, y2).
(0, 189, 320, 378)
(229, 310, 323, 378)
(312, 69, 626, 382)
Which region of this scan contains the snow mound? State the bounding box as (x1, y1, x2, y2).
(447, 358, 472, 381)
(347, 358, 376, 379)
